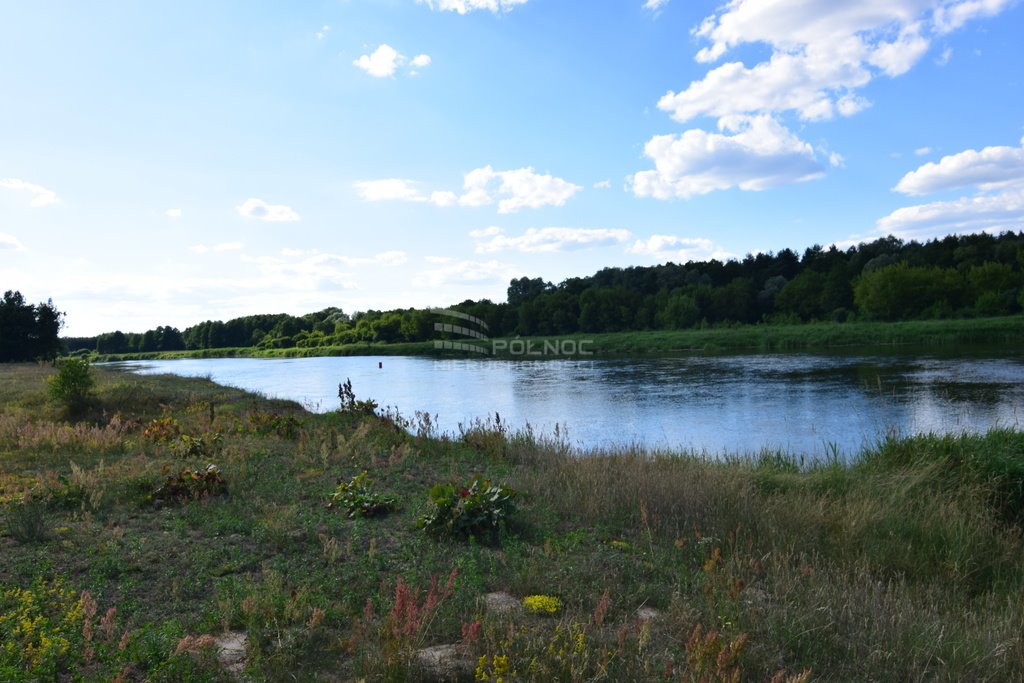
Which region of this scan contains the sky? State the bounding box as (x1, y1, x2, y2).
(1, 0, 1023, 337)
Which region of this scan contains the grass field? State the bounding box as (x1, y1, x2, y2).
(2, 363, 1023, 680)
(91, 315, 1024, 362)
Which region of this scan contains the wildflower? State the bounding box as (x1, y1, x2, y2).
(523, 595, 562, 615)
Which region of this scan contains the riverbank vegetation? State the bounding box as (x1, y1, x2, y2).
(2, 364, 1023, 680)
(66, 231, 1024, 358)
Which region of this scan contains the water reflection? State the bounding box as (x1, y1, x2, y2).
(112, 350, 1024, 459)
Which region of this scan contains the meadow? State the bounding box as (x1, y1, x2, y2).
(1, 362, 1023, 681)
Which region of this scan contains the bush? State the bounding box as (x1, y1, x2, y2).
(47, 357, 94, 409)
(418, 475, 516, 543)
(153, 464, 227, 502)
(327, 471, 398, 517)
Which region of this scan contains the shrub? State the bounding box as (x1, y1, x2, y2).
(47, 357, 94, 409)
(4, 496, 48, 543)
(418, 475, 516, 542)
(338, 378, 378, 416)
(327, 471, 398, 518)
(153, 464, 227, 502)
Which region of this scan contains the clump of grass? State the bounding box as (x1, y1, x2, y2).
(4, 496, 49, 543)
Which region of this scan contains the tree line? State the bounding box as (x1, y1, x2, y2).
(0, 290, 63, 362)
(68, 231, 1024, 354)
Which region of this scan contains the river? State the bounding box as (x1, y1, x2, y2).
(112, 349, 1024, 458)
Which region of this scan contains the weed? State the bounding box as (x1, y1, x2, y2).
(4, 496, 49, 543)
(419, 475, 516, 543)
(338, 378, 378, 416)
(327, 471, 398, 518)
(153, 464, 227, 502)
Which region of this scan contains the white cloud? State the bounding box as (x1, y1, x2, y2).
(356, 166, 582, 212)
(627, 235, 734, 262)
(236, 197, 300, 222)
(630, 115, 825, 199)
(644, 0, 669, 11)
(662, 0, 1010, 125)
(316, 24, 330, 40)
(353, 45, 430, 78)
(459, 165, 582, 213)
(413, 258, 522, 288)
(593, 180, 612, 189)
(894, 137, 1024, 194)
(876, 188, 1024, 240)
(471, 226, 632, 253)
(244, 253, 358, 291)
(354, 178, 426, 202)
(417, 0, 528, 14)
(0, 232, 25, 251)
(935, 46, 953, 65)
(353, 44, 404, 78)
(165, 208, 182, 218)
(0, 178, 60, 207)
(914, 147, 933, 156)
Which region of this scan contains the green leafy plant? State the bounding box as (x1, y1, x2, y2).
(338, 378, 378, 416)
(327, 471, 398, 517)
(246, 411, 303, 438)
(418, 475, 516, 542)
(46, 357, 94, 410)
(153, 464, 227, 502)
(143, 416, 180, 442)
(171, 432, 223, 458)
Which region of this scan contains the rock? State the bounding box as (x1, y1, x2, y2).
(637, 607, 661, 622)
(483, 591, 521, 616)
(214, 631, 248, 676)
(414, 643, 475, 682)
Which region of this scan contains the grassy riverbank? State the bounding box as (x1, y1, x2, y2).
(90, 315, 1024, 362)
(2, 364, 1023, 680)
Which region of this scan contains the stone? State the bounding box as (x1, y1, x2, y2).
(214, 631, 248, 676)
(483, 591, 521, 616)
(414, 643, 475, 682)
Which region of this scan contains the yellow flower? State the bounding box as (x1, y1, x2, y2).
(523, 595, 562, 615)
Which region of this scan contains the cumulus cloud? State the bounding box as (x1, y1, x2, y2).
(644, 0, 669, 11)
(631, 115, 826, 199)
(0, 178, 60, 207)
(355, 166, 581, 212)
(627, 235, 734, 262)
(413, 258, 522, 288)
(165, 208, 182, 218)
(459, 166, 582, 213)
(878, 135, 1024, 241)
(894, 137, 1024, 195)
(236, 197, 300, 222)
(470, 226, 632, 253)
(661, 0, 1011, 125)
(417, 0, 528, 14)
(876, 188, 1024, 240)
(0, 232, 25, 251)
(353, 44, 404, 78)
(353, 45, 430, 78)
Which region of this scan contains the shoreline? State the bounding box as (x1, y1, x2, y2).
(87, 314, 1024, 362)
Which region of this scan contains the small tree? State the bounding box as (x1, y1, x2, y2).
(48, 357, 94, 410)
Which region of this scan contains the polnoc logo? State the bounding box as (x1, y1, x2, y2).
(429, 309, 593, 356)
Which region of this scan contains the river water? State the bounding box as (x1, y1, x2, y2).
(113, 349, 1024, 458)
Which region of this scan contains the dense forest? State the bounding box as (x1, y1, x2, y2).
(65, 231, 1024, 354)
(0, 290, 63, 362)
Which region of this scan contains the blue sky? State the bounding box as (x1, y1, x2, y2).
(2, 0, 1022, 336)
